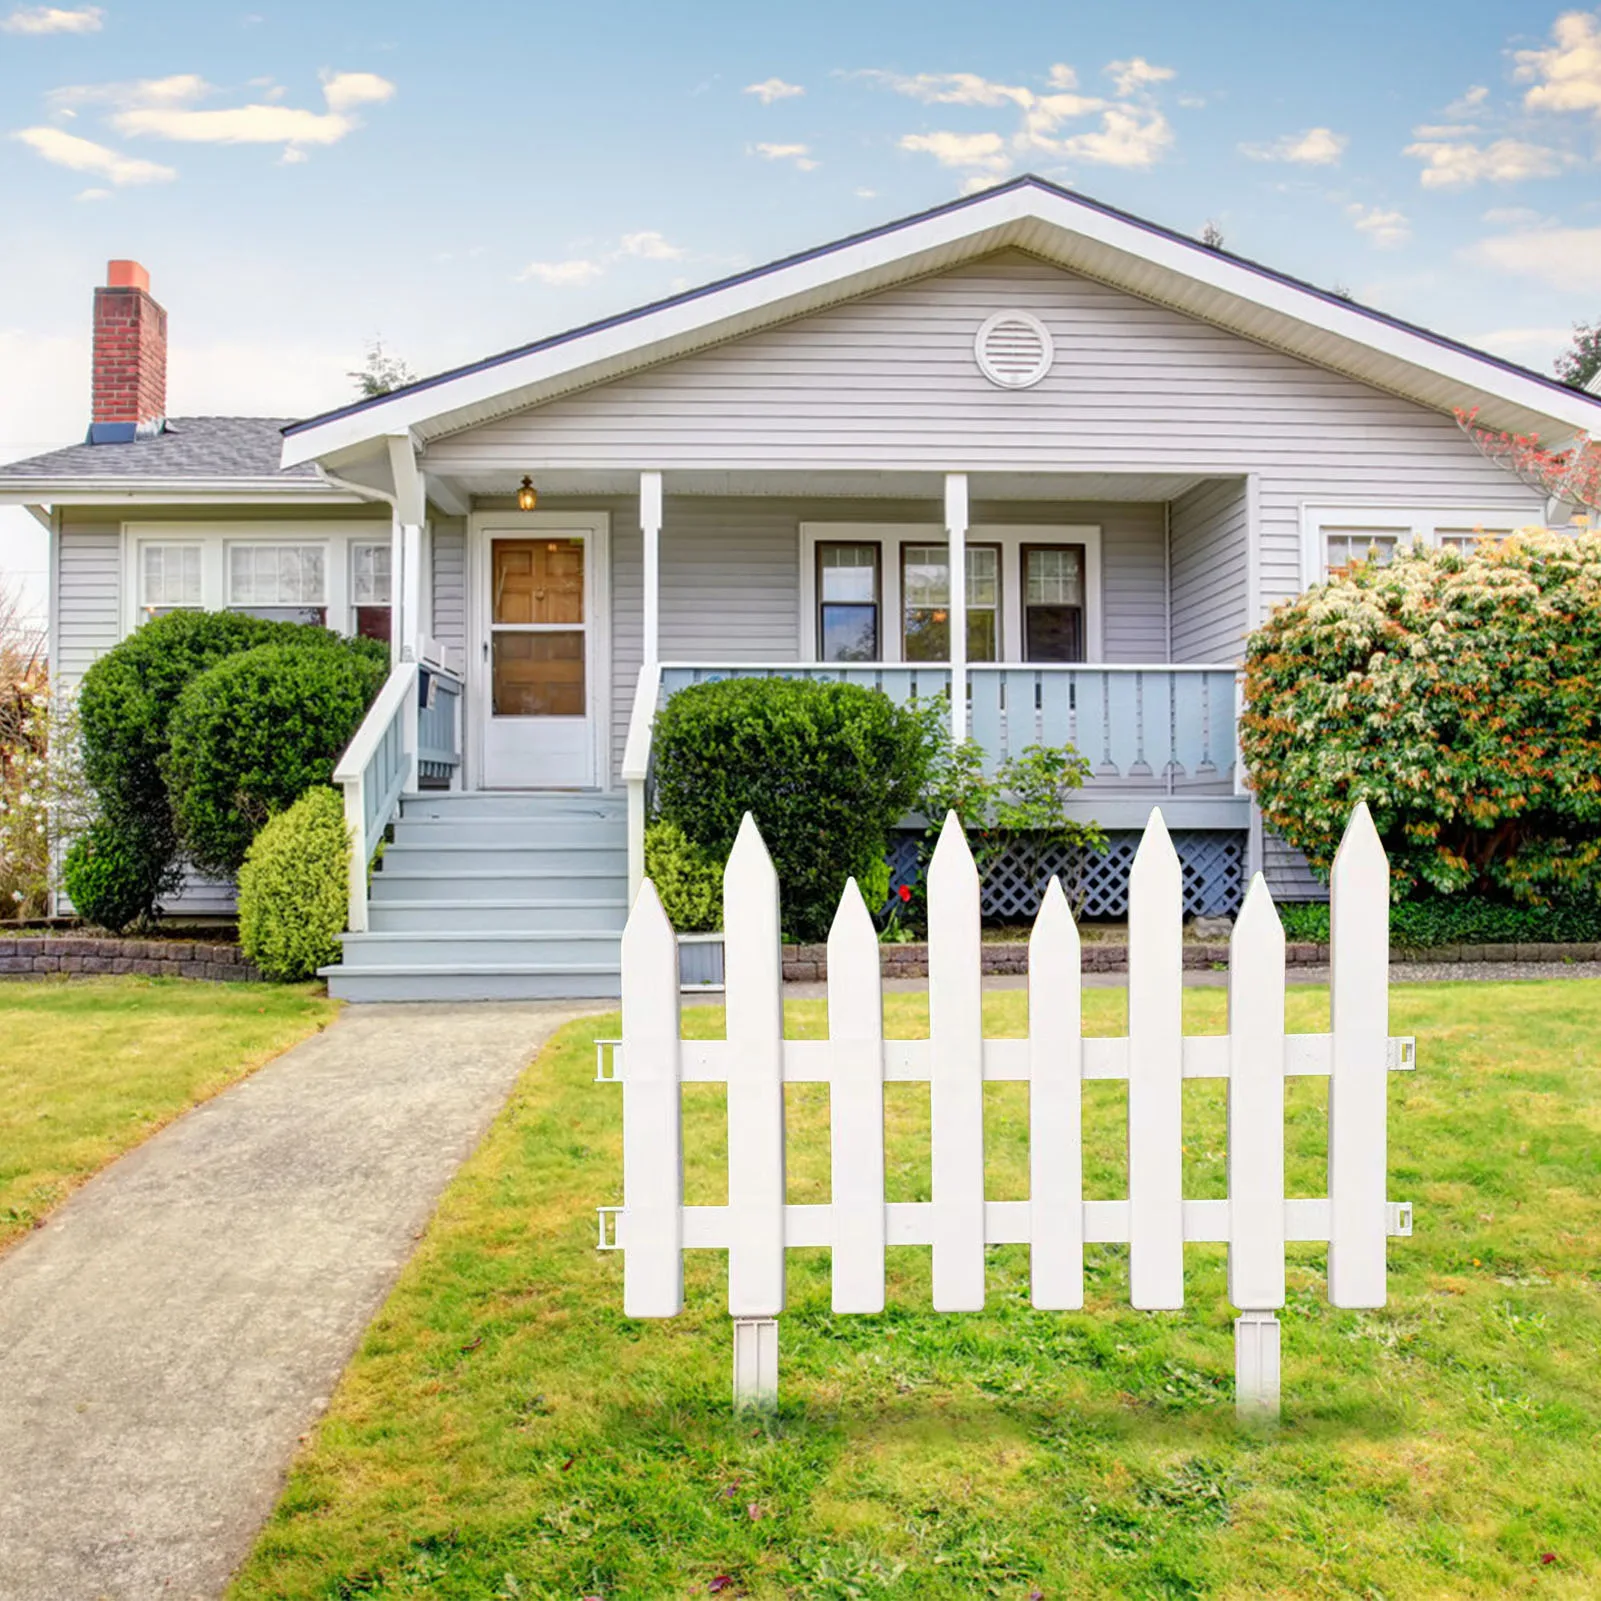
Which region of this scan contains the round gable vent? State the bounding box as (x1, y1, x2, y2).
(974, 310, 1054, 389)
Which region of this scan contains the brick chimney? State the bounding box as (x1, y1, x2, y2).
(89, 259, 167, 444)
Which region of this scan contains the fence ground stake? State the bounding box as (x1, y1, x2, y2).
(1234, 1310, 1281, 1422)
(733, 1317, 779, 1409)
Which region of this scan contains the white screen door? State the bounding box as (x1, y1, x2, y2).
(482, 532, 593, 787)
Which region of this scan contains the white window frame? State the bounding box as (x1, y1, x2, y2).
(134, 538, 206, 619)
(1299, 505, 1541, 586)
(798, 522, 1103, 664)
(120, 521, 390, 638)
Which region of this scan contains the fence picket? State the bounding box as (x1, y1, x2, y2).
(828, 878, 887, 1313)
(1227, 874, 1286, 1311)
(1028, 876, 1084, 1309)
(620, 879, 683, 1318)
(723, 813, 786, 1318)
(1329, 802, 1390, 1308)
(927, 811, 987, 1311)
(1128, 808, 1185, 1309)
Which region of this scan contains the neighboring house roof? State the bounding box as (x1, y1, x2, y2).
(283, 173, 1601, 469)
(0, 416, 366, 502)
(1588, 370, 1601, 397)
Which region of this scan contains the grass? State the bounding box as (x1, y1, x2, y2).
(0, 976, 338, 1252)
(232, 981, 1601, 1601)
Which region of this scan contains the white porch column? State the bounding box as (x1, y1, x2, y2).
(945, 472, 969, 740)
(386, 433, 426, 665)
(641, 470, 663, 668)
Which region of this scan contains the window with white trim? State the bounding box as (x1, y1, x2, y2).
(138, 543, 203, 617)
(1306, 508, 1538, 583)
(226, 543, 328, 625)
(350, 540, 393, 644)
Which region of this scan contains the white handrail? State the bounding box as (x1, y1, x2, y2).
(335, 660, 418, 935)
(623, 662, 663, 905)
(659, 660, 1238, 674)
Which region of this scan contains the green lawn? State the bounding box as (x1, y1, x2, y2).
(0, 976, 339, 1252)
(233, 981, 1601, 1601)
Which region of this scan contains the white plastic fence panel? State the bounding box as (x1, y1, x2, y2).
(1127, 808, 1185, 1309)
(620, 881, 683, 1317)
(927, 812, 987, 1312)
(1328, 802, 1390, 1308)
(1028, 876, 1084, 1309)
(723, 813, 786, 1318)
(1227, 874, 1286, 1310)
(827, 878, 887, 1313)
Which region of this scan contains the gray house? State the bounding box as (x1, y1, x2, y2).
(2, 177, 1592, 999)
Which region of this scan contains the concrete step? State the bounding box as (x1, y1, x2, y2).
(378, 842, 628, 875)
(370, 868, 626, 902)
(323, 963, 623, 1002)
(391, 816, 625, 847)
(368, 897, 629, 933)
(338, 930, 622, 969)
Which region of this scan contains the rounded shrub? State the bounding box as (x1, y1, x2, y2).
(76, 610, 386, 917)
(237, 786, 350, 981)
(1241, 530, 1601, 904)
(649, 676, 934, 941)
(62, 817, 154, 934)
(643, 819, 723, 931)
(165, 643, 385, 876)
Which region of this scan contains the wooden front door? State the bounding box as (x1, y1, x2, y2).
(482, 532, 593, 786)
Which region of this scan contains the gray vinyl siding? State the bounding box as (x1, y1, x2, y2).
(430, 516, 466, 657)
(1169, 479, 1250, 663)
(427, 251, 1543, 619)
(55, 522, 121, 687)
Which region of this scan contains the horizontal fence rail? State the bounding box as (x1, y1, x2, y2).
(601, 802, 1411, 1420)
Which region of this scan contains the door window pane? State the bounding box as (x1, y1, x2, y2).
(901, 544, 1000, 661)
(1023, 545, 1085, 662)
(494, 539, 584, 625)
(493, 631, 585, 716)
(818, 543, 879, 661)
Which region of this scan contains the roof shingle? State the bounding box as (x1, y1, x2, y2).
(0, 417, 312, 482)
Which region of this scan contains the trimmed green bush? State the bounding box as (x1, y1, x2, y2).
(1276, 895, 1601, 949)
(238, 786, 350, 981)
(650, 677, 934, 942)
(1242, 531, 1601, 904)
(643, 820, 722, 932)
(62, 818, 154, 934)
(165, 644, 386, 876)
(76, 610, 385, 920)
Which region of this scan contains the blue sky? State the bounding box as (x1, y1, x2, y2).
(3, 0, 1600, 617)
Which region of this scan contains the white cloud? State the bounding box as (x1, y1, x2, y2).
(1405, 136, 1574, 187)
(1443, 84, 1490, 119)
(1481, 205, 1549, 227)
(853, 67, 1038, 108)
(49, 73, 209, 112)
(1470, 225, 1601, 291)
(0, 4, 102, 33)
(619, 230, 684, 260)
(1055, 105, 1173, 168)
(898, 129, 1012, 175)
(321, 71, 397, 114)
(855, 186, 877, 198)
(1347, 203, 1410, 247)
(516, 258, 607, 287)
(752, 140, 818, 170)
(743, 77, 803, 104)
(1239, 125, 1347, 164)
(1410, 123, 1477, 138)
(1106, 57, 1175, 97)
(1515, 11, 1601, 117)
(75, 184, 108, 199)
(1470, 325, 1575, 364)
(12, 125, 175, 184)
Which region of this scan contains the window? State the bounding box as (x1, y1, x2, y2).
(1307, 508, 1538, 583)
(139, 543, 202, 617)
(1323, 527, 1406, 573)
(1022, 544, 1086, 661)
(817, 543, 880, 662)
(901, 543, 1000, 662)
(350, 541, 392, 644)
(227, 543, 327, 625)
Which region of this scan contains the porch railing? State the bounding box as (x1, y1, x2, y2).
(333, 656, 463, 933)
(624, 660, 1241, 905)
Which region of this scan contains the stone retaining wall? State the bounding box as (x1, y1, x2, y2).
(0, 937, 262, 983)
(780, 940, 1601, 981)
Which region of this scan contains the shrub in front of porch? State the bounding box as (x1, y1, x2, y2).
(1241, 529, 1601, 907)
(238, 786, 350, 980)
(650, 677, 933, 942)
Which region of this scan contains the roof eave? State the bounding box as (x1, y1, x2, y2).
(0, 477, 373, 506)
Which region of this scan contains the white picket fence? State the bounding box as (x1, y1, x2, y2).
(599, 804, 1414, 1420)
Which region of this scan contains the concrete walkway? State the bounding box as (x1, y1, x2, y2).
(0, 1000, 598, 1601)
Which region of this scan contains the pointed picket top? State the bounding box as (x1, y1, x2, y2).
(928, 808, 979, 894)
(1231, 872, 1285, 958)
(1130, 806, 1182, 894)
(725, 810, 780, 913)
(1331, 801, 1387, 891)
(828, 877, 882, 1016)
(622, 875, 675, 957)
(1029, 874, 1080, 962)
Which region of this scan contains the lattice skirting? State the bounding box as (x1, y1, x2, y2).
(887, 828, 1247, 920)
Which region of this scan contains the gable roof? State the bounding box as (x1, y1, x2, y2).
(1, 417, 317, 485)
(282, 174, 1601, 469)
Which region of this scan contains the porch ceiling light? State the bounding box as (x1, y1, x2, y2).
(517, 475, 538, 512)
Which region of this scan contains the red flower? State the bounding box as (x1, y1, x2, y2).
(897, 883, 912, 903)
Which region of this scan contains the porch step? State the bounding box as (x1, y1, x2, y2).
(368, 898, 628, 933)
(377, 842, 627, 875)
(324, 963, 622, 1003)
(338, 930, 623, 969)
(370, 868, 627, 902)
(391, 816, 625, 847)
(400, 793, 625, 821)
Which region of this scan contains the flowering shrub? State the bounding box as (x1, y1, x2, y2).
(1241, 529, 1601, 903)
